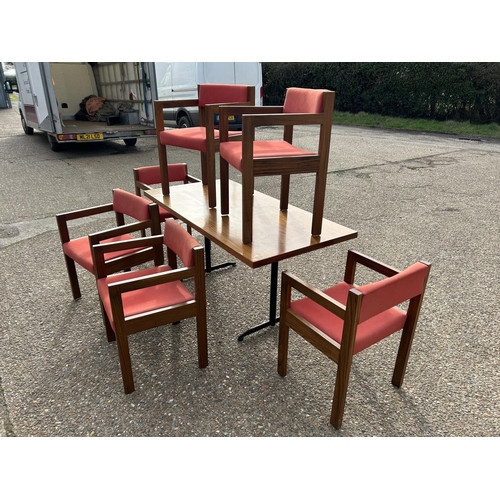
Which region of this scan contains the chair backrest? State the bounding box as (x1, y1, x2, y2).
(163, 219, 199, 267)
(283, 87, 327, 114)
(198, 84, 253, 107)
(134, 164, 188, 186)
(112, 188, 153, 221)
(356, 262, 430, 323)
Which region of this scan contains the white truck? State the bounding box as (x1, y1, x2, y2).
(14, 62, 158, 151)
(155, 62, 263, 129)
(14, 61, 263, 151)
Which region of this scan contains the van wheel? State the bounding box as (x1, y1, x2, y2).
(124, 138, 137, 146)
(21, 113, 34, 135)
(178, 116, 191, 128)
(47, 134, 62, 151)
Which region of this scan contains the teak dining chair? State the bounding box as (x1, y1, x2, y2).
(92, 219, 208, 394)
(278, 249, 431, 429)
(218, 87, 335, 244)
(154, 83, 255, 209)
(132, 162, 235, 274)
(133, 162, 200, 236)
(56, 188, 162, 300)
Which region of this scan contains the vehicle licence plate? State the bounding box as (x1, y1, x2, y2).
(215, 114, 235, 122)
(76, 133, 103, 141)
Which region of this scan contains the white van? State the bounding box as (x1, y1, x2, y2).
(155, 62, 263, 129)
(14, 62, 158, 151)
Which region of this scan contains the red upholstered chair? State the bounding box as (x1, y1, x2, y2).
(218, 87, 335, 244)
(92, 219, 208, 394)
(154, 84, 255, 208)
(56, 189, 162, 300)
(133, 162, 200, 236)
(132, 162, 235, 273)
(278, 250, 431, 429)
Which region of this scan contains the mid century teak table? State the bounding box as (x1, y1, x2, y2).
(145, 180, 357, 340)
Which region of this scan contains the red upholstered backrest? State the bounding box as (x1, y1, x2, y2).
(135, 165, 161, 185)
(198, 84, 250, 107)
(283, 87, 325, 114)
(163, 219, 199, 267)
(356, 262, 429, 323)
(167, 163, 188, 182)
(112, 188, 151, 221)
(136, 164, 187, 185)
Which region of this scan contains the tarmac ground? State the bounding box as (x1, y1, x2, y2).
(0, 100, 498, 492)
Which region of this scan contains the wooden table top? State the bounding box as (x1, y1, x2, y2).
(145, 180, 357, 269)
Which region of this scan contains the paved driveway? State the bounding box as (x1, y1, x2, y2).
(1, 103, 499, 439)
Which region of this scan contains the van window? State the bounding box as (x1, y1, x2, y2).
(202, 63, 235, 83)
(172, 63, 197, 91)
(235, 63, 260, 85)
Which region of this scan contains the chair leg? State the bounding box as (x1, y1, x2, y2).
(220, 157, 230, 215)
(330, 363, 351, 429)
(280, 174, 290, 211)
(64, 255, 81, 300)
(205, 151, 217, 209)
(311, 172, 327, 236)
(241, 171, 254, 244)
(116, 329, 135, 394)
(330, 349, 354, 429)
(200, 152, 208, 185)
(392, 293, 425, 387)
(277, 321, 290, 377)
(159, 144, 170, 196)
(392, 321, 418, 387)
(99, 300, 116, 342)
(196, 316, 208, 369)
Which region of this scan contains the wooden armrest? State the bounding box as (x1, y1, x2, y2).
(344, 249, 400, 283)
(219, 105, 283, 118)
(135, 181, 153, 191)
(88, 220, 156, 247)
(244, 113, 324, 128)
(154, 99, 200, 133)
(91, 234, 164, 277)
(282, 271, 346, 319)
(153, 99, 199, 110)
(108, 265, 196, 295)
(219, 106, 284, 141)
(56, 203, 114, 222)
(56, 203, 114, 243)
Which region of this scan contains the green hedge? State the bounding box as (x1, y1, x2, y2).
(262, 62, 500, 124)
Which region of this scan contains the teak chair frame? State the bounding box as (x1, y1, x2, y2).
(133, 162, 200, 236)
(56, 191, 162, 300)
(154, 84, 255, 209)
(92, 227, 208, 394)
(278, 249, 431, 429)
(218, 89, 335, 244)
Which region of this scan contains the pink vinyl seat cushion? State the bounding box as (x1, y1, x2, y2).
(291, 281, 407, 355)
(219, 141, 315, 172)
(159, 128, 241, 151)
(290, 262, 428, 355)
(97, 265, 194, 331)
(63, 235, 144, 274)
